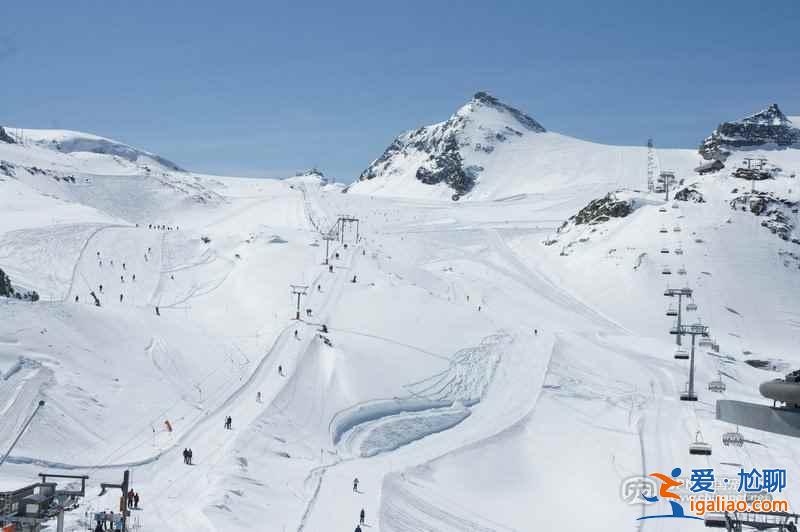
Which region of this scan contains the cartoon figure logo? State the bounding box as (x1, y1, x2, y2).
(638, 467, 702, 521)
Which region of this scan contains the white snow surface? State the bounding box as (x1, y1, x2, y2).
(2, 118, 800, 532)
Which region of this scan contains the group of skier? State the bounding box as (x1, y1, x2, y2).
(182, 448, 194, 464)
(73, 247, 172, 316)
(352, 478, 366, 532)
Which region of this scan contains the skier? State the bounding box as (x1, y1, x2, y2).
(321, 324, 328, 333)
(120, 275, 124, 283)
(122, 262, 126, 270)
(127, 490, 135, 508)
(134, 492, 140, 509)
(256, 391, 262, 402)
(170, 274, 174, 280)
(225, 416, 232, 430)
(317, 284, 321, 292)
(132, 274, 136, 282)
(99, 284, 103, 293)
(187, 448, 193, 464)
(360, 508, 365, 524)
(182, 448, 189, 464)
(278, 365, 283, 376)
(534, 328, 538, 335)
(329, 265, 333, 273)
(75, 295, 79, 303)
(96, 251, 100, 258)
(351, 275, 357, 283)
(294, 330, 298, 339)
(355, 526, 362, 532)
(353, 477, 359, 492)
(155, 306, 160, 316)
(110, 260, 114, 266)
(120, 294, 123, 302)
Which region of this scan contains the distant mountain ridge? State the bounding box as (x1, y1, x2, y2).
(2, 127, 184, 172)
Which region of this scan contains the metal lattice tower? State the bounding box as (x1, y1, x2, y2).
(646, 138, 659, 192)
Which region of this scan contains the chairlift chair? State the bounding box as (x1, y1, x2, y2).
(662, 266, 672, 275)
(660, 226, 669, 233)
(659, 206, 667, 213)
(708, 373, 726, 393)
(674, 247, 684, 255)
(674, 347, 689, 360)
(689, 431, 712, 455)
(686, 301, 697, 311)
(672, 203, 679, 209)
(722, 427, 744, 447)
(678, 266, 687, 275)
(673, 225, 682, 232)
(698, 336, 713, 347)
(666, 304, 678, 317)
(660, 248, 670, 254)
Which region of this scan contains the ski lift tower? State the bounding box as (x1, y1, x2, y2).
(660, 171, 675, 201)
(321, 231, 337, 265)
(336, 215, 360, 244)
(743, 157, 768, 193)
(671, 322, 710, 401)
(664, 286, 692, 346)
(646, 138, 658, 192)
(290, 285, 308, 320)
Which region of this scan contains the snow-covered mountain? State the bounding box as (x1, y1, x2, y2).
(356, 92, 545, 197)
(2, 126, 184, 172)
(700, 104, 800, 162)
(351, 92, 701, 201)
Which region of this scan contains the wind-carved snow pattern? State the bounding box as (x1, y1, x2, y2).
(331, 333, 509, 458)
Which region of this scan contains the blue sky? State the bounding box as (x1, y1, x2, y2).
(3, 1, 798, 179)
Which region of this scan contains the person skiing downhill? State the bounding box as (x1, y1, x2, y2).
(353, 478, 359, 492)
(256, 391, 262, 402)
(360, 508, 365, 524)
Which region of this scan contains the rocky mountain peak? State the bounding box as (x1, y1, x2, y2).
(358, 92, 545, 196)
(699, 104, 799, 161)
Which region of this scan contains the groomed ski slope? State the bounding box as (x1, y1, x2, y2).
(2, 130, 800, 532)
